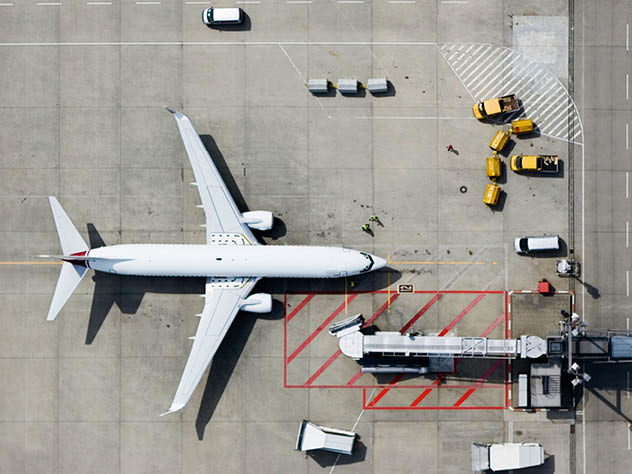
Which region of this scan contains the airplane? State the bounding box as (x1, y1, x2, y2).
(41, 108, 387, 416)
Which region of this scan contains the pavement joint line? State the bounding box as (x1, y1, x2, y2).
(441, 0, 467, 3)
(135, 1, 161, 3)
(354, 116, 477, 120)
(0, 41, 437, 46)
(388, 1, 416, 3)
(0, 261, 62, 265)
(627, 73, 629, 100)
(37, 2, 61, 4)
(627, 23, 630, 51)
(86, 1, 112, 4)
(627, 122, 629, 150)
(627, 172, 629, 199)
(628, 270, 630, 298)
(389, 260, 492, 264)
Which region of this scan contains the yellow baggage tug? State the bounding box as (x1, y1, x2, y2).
(486, 156, 501, 179)
(489, 130, 510, 153)
(509, 118, 534, 135)
(483, 183, 501, 206)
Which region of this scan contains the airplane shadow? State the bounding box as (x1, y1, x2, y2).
(85, 224, 204, 344)
(195, 298, 285, 440)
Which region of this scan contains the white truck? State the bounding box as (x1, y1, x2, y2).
(471, 443, 545, 472)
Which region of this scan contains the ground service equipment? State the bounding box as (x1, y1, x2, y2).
(510, 154, 559, 173)
(473, 94, 519, 119)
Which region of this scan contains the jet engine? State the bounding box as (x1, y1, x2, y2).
(240, 293, 272, 313)
(241, 211, 273, 231)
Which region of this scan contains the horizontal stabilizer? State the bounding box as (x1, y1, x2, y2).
(47, 262, 88, 321)
(49, 196, 88, 255)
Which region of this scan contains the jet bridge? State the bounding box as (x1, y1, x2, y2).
(329, 314, 546, 361)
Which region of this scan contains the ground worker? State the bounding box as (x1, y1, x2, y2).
(362, 224, 371, 233)
(446, 144, 454, 152)
(369, 215, 379, 222)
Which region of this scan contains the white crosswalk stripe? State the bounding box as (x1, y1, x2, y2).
(440, 43, 582, 144)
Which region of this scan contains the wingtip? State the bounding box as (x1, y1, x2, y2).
(159, 403, 185, 417)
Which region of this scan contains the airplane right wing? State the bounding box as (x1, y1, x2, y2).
(160, 276, 260, 416)
(166, 108, 258, 244)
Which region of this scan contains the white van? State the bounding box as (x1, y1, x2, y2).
(514, 235, 560, 254)
(202, 7, 243, 26)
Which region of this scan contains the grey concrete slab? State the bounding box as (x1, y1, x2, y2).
(307, 4, 372, 43)
(245, 107, 308, 168)
(61, 1, 121, 43)
(439, 421, 503, 474)
(243, 3, 308, 43)
(59, 357, 120, 422)
(0, 108, 59, 169)
(120, 0, 182, 43)
(0, 2, 58, 43)
(183, 45, 245, 108)
(121, 356, 184, 421)
(437, 0, 503, 45)
(0, 358, 57, 422)
(183, 421, 244, 474)
(60, 107, 121, 169)
(59, 422, 119, 474)
(120, 422, 181, 474)
(243, 357, 309, 421)
(60, 46, 120, 107)
(244, 422, 308, 474)
(374, 421, 438, 474)
(0, 422, 57, 474)
(0, 47, 58, 107)
(372, 2, 436, 43)
(121, 46, 183, 107)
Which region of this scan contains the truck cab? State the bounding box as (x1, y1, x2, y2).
(473, 94, 519, 119)
(510, 154, 559, 173)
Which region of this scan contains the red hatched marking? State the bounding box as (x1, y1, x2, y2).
(438, 294, 486, 336)
(453, 359, 504, 407)
(346, 293, 437, 386)
(399, 293, 441, 333)
(368, 294, 487, 405)
(306, 294, 399, 386)
(287, 294, 358, 364)
(366, 374, 404, 407)
(286, 294, 314, 322)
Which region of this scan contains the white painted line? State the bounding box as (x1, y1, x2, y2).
(0, 41, 435, 46)
(627, 221, 629, 248)
(278, 44, 303, 78)
(628, 423, 631, 449)
(627, 317, 630, 330)
(0, 2, 14, 5)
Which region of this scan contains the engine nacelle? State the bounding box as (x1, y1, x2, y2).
(240, 293, 272, 313)
(242, 210, 273, 231)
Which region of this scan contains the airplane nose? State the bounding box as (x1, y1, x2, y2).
(373, 255, 387, 270)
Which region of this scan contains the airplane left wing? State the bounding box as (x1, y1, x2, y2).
(166, 108, 258, 244)
(160, 277, 259, 416)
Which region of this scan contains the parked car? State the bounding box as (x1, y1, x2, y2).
(202, 7, 243, 26)
(514, 235, 560, 254)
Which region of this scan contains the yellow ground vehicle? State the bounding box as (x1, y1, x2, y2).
(489, 130, 510, 153)
(509, 118, 534, 135)
(483, 183, 501, 206)
(510, 154, 559, 173)
(486, 156, 501, 179)
(473, 95, 519, 120)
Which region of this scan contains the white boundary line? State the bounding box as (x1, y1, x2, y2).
(0, 41, 436, 46)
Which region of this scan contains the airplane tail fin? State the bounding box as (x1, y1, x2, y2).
(45, 197, 90, 321)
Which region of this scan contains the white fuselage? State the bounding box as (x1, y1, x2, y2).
(86, 244, 385, 278)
